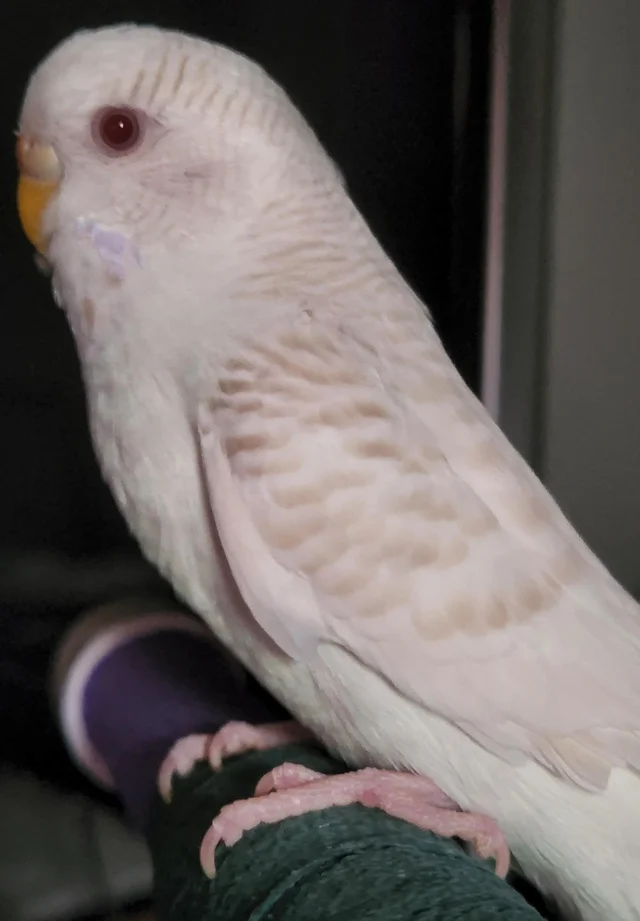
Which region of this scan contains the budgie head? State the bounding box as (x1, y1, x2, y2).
(16, 26, 349, 319)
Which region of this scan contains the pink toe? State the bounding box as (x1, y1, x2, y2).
(204, 720, 313, 770)
(157, 734, 209, 802)
(255, 763, 325, 796)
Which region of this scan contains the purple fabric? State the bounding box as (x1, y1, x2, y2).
(82, 628, 285, 830)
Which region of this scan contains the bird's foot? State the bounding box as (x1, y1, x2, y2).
(199, 763, 510, 878)
(158, 720, 312, 802)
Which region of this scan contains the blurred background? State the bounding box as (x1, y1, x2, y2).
(0, 0, 638, 919)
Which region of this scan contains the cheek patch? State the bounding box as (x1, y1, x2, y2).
(75, 217, 142, 279)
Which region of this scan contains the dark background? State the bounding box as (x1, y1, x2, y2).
(0, 0, 492, 840)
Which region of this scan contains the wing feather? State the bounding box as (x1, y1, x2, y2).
(198, 313, 640, 789)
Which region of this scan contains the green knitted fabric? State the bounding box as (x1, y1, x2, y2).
(148, 743, 544, 921)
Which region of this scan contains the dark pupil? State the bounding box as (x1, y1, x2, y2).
(101, 111, 137, 148)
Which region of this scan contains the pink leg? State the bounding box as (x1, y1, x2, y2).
(200, 764, 509, 878)
(157, 720, 312, 802)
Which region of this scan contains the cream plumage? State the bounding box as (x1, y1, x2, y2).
(16, 24, 640, 919)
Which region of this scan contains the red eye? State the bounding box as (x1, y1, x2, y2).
(92, 106, 142, 155)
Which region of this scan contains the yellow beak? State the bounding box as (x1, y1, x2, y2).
(16, 137, 62, 254)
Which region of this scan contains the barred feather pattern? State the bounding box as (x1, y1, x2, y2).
(198, 310, 640, 793)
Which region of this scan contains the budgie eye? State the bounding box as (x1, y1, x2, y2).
(92, 106, 142, 155)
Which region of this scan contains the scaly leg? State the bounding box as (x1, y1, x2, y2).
(200, 761, 510, 878)
(157, 720, 312, 802)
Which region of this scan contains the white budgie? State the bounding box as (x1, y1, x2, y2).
(16, 24, 640, 920)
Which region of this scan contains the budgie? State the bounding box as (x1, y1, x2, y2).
(15, 25, 640, 920)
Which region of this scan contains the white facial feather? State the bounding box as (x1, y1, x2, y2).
(19, 26, 640, 921)
(20, 25, 366, 384)
(20, 25, 342, 247)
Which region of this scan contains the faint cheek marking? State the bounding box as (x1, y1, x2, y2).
(74, 217, 142, 279)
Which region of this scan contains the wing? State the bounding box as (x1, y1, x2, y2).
(197, 311, 640, 790)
